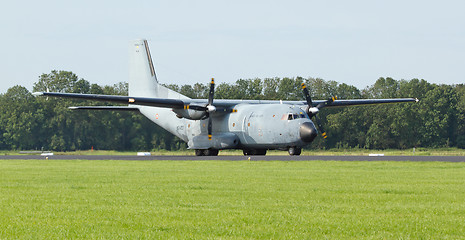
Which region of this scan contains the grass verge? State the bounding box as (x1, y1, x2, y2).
(1, 160, 465, 239)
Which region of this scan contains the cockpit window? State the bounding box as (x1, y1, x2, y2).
(285, 112, 307, 120)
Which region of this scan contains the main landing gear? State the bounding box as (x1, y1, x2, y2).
(242, 148, 301, 156)
(195, 148, 301, 156)
(195, 149, 219, 156)
(242, 149, 267, 156)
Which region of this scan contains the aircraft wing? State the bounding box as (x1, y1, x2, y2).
(33, 92, 185, 109)
(33, 92, 418, 109)
(315, 98, 419, 107)
(209, 98, 418, 108)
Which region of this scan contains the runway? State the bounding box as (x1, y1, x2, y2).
(1, 155, 465, 162)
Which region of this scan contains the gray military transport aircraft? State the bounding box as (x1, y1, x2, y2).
(34, 39, 418, 156)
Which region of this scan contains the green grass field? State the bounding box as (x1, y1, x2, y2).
(1, 160, 465, 239)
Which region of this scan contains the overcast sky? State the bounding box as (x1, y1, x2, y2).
(1, 0, 464, 94)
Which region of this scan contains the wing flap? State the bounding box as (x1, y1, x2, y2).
(68, 106, 140, 111)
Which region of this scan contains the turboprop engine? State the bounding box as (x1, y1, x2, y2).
(173, 106, 208, 120)
(172, 78, 218, 140)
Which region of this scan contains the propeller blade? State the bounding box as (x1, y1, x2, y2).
(208, 116, 212, 140)
(329, 95, 337, 103)
(301, 83, 313, 106)
(208, 78, 215, 106)
(207, 78, 215, 140)
(316, 96, 338, 109)
(314, 115, 327, 139)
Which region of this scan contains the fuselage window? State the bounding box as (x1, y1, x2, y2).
(286, 113, 304, 120)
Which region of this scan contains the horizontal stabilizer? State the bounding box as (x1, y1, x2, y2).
(68, 106, 140, 112)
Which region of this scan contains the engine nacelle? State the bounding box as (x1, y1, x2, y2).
(172, 108, 207, 120)
(303, 105, 319, 117)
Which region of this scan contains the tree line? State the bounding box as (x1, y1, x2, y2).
(1, 70, 464, 151)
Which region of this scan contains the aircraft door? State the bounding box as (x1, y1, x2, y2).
(241, 112, 253, 144)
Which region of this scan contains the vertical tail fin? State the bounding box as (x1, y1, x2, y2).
(129, 39, 158, 97)
(128, 39, 188, 99)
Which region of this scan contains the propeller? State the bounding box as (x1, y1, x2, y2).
(181, 78, 236, 141)
(301, 83, 337, 139)
(206, 78, 216, 140)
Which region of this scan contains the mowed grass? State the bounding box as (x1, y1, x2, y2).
(1, 160, 465, 239)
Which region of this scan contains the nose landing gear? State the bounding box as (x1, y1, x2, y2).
(288, 147, 302, 156)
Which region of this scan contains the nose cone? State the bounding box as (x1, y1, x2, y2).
(300, 122, 317, 143)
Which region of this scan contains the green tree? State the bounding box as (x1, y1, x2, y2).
(0, 86, 40, 149)
(455, 84, 465, 148)
(263, 78, 280, 99)
(3, 72, 461, 151)
(73, 79, 91, 93)
(33, 70, 79, 93)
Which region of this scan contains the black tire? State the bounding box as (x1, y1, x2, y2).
(195, 149, 205, 156)
(288, 147, 301, 156)
(243, 149, 267, 156)
(255, 149, 267, 155)
(204, 149, 219, 156)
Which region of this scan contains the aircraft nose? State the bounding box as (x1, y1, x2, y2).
(300, 122, 317, 143)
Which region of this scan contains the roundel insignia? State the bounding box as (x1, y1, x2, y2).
(155, 113, 159, 119)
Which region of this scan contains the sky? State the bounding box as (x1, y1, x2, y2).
(1, 0, 464, 94)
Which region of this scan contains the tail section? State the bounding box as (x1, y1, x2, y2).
(129, 39, 188, 99)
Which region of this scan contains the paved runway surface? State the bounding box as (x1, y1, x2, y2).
(1, 155, 465, 162)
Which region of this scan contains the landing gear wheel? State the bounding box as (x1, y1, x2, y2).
(243, 149, 267, 156)
(255, 149, 267, 155)
(204, 149, 219, 156)
(288, 147, 301, 156)
(195, 149, 205, 156)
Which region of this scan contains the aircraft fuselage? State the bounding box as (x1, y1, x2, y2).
(140, 103, 317, 151)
